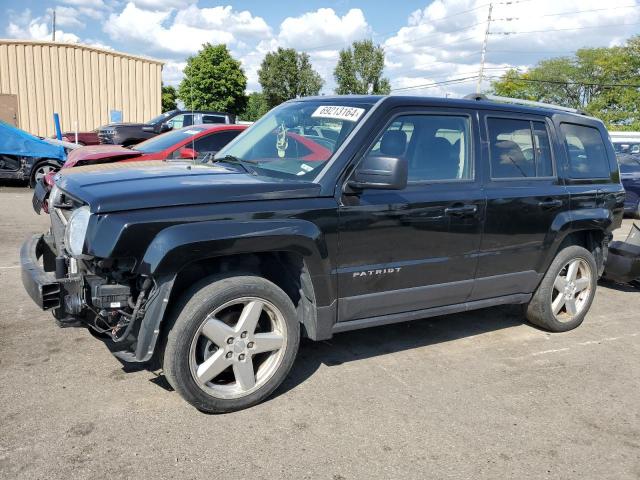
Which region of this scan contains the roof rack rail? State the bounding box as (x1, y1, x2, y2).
(464, 93, 586, 115)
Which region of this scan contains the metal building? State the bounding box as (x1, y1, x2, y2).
(0, 40, 163, 137)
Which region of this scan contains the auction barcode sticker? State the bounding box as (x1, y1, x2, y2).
(311, 105, 365, 122)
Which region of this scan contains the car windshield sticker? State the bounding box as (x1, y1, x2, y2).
(300, 163, 313, 172)
(276, 123, 288, 158)
(311, 105, 365, 122)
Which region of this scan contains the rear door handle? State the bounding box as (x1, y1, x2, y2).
(538, 199, 563, 209)
(445, 204, 478, 216)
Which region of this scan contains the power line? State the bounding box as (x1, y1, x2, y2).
(391, 75, 480, 92)
(489, 76, 640, 88)
(490, 21, 640, 35)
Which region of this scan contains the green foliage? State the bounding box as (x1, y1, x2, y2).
(334, 40, 391, 95)
(258, 48, 324, 109)
(178, 43, 248, 115)
(242, 92, 269, 122)
(490, 36, 640, 129)
(161, 84, 177, 112)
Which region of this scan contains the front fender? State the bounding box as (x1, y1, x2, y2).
(137, 219, 331, 301)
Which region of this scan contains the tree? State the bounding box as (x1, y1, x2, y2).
(242, 92, 269, 121)
(178, 43, 247, 115)
(161, 84, 177, 112)
(334, 40, 391, 95)
(490, 36, 640, 129)
(258, 48, 324, 109)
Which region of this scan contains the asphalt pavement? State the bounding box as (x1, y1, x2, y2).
(0, 184, 639, 479)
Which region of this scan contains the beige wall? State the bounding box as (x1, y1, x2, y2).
(0, 40, 163, 137)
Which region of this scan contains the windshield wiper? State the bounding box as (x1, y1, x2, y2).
(214, 155, 257, 175)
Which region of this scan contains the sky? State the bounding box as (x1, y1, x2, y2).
(2, 0, 640, 97)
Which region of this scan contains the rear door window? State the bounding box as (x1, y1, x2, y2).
(560, 123, 610, 179)
(194, 130, 242, 154)
(487, 117, 554, 179)
(202, 115, 227, 124)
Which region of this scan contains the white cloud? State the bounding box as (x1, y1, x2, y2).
(175, 5, 271, 38)
(104, 2, 272, 56)
(52, 6, 86, 29)
(278, 8, 370, 50)
(383, 0, 640, 96)
(6, 9, 80, 43)
(59, 0, 106, 7)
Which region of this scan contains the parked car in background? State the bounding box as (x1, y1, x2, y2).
(0, 121, 69, 187)
(610, 131, 640, 155)
(97, 110, 235, 146)
(33, 124, 247, 214)
(617, 153, 640, 218)
(59, 129, 100, 146)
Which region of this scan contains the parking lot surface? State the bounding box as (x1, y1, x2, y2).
(0, 184, 639, 479)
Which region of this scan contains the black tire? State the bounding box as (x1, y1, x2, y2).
(29, 161, 59, 188)
(525, 245, 598, 332)
(163, 274, 300, 413)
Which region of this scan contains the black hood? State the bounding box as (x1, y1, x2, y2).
(100, 123, 147, 129)
(56, 161, 321, 214)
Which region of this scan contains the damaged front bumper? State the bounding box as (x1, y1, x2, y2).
(20, 233, 175, 363)
(20, 233, 82, 311)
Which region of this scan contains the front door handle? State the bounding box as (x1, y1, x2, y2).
(444, 204, 478, 216)
(538, 199, 563, 209)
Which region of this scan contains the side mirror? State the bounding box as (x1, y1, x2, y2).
(348, 154, 408, 190)
(179, 147, 198, 160)
(159, 122, 172, 133)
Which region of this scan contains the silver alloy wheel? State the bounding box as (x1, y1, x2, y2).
(551, 257, 592, 322)
(34, 164, 55, 183)
(188, 297, 287, 399)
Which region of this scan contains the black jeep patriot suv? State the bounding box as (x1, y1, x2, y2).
(21, 95, 625, 413)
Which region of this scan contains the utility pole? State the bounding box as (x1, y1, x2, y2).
(476, 2, 493, 93)
(52, 9, 56, 41)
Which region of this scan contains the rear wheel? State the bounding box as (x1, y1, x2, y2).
(30, 161, 59, 188)
(525, 245, 597, 332)
(163, 275, 300, 413)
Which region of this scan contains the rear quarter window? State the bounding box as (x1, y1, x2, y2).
(560, 123, 610, 179)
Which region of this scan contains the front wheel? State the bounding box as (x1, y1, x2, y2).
(30, 161, 59, 188)
(163, 275, 300, 413)
(525, 245, 597, 332)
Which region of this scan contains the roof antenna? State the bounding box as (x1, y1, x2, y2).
(52, 9, 56, 42)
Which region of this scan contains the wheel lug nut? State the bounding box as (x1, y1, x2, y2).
(226, 352, 232, 359)
(247, 342, 254, 348)
(239, 354, 245, 361)
(241, 331, 247, 339)
(227, 337, 234, 344)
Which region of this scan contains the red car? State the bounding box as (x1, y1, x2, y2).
(35, 124, 247, 213)
(60, 129, 100, 146)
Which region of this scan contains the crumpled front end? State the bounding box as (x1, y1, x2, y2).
(20, 189, 166, 362)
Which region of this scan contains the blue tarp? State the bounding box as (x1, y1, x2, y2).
(0, 121, 66, 161)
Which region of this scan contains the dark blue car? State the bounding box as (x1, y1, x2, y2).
(618, 154, 640, 218)
(0, 121, 68, 187)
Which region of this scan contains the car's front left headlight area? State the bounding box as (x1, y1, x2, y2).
(64, 206, 91, 257)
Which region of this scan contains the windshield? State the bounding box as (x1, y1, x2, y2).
(613, 141, 640, 154)
(147, 111, 175, 125)
(133, 126, 207, 153)
(617, 154, 640, 173)
(215, 100, 372, 180)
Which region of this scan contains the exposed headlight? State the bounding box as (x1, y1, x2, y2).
(64, 206, 91, 257)
(50, 185, 61, 206)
